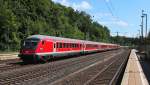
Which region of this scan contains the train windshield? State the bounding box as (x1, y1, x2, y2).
(22, 39, 40, 49)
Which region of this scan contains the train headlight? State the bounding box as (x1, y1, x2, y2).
(40, 48, 43, 51)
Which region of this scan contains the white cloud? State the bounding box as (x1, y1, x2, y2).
(98, 20, 129, 27)
(116, 20, 128, 27)
(105, 0, 110, 2)
(72, 1, 92, 10)
(52, 0, 92, 11)
(52, 0, 70, 6)
(92, 12, 129, 27)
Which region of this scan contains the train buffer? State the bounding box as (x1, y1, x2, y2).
(121, 49, 149, 85)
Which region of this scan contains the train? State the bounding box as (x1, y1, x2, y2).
(18, 35, 120, 62)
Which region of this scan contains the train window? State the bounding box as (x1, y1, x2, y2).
(66, 43, 68, 48)
(63, 43, 65, 48)
(67, 43, 69, 48)
(59, 43, 62, 48)
(66, 43, 69, 48)
(42, 41, 45, 45)
(54, 43, 56, 48)
(76, 44, 78, 48)
(56, 43, 59, 48)
(87, 44, 88, 48)
(68, 43, 69, 48)
(69, 43, 71, 48)
(70, 43, 72, 48)
(64, 43, 66, 48)
(64, 43, 67, 48)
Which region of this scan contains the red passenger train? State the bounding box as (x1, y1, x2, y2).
(18, 35, 120, 62)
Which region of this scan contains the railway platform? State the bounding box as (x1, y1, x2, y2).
(0, 53, 18, 60)
(121, 49, 149, 85)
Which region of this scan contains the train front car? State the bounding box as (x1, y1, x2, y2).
(18, 38, 39, 62)
(18, 35, 53, 62)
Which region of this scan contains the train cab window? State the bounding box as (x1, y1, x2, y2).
(22, 39, 40, 50)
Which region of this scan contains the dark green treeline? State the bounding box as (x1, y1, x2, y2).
(0, 0, 110, 51)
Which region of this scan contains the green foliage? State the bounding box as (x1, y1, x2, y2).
(0, 0, 111, 51)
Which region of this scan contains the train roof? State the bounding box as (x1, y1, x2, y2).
(27, 35, 118, 45)
(27, 35, 83, 43)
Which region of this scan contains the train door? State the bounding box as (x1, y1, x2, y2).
(82, 43, 85, 51)
(53, 42, 56, 52)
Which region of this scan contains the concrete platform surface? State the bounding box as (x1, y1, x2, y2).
(121, 49, 149, 85)
(0, 53, 19, 60)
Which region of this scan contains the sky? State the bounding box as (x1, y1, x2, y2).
(52, 0, 150, 37)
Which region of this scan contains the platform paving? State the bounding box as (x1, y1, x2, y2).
(121, 49, 149, 85)
(0, 53, 19, 60)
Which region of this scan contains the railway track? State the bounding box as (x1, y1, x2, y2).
(50, 49, 130, 85)
(86, 50, 130, 85)
(0, 48, 129, 85)
(0, 58, 20, 64)
(0, 58, 24, 72)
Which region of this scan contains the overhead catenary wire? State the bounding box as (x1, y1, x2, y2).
(104, 0, 114, 16)
(103, 0, 121, 21)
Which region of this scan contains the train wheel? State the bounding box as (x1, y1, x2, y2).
(47, 55, 52, 61)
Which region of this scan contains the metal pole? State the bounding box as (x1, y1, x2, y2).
(138, 30, 140, 38)
(145, 14, 147, 37)
(141, 10, 144, 41)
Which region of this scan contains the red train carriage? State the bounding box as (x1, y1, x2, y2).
(18, 35, 119, 62)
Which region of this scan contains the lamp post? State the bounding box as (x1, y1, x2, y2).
(142, 10, 147, 37)
(142, 10, 148, 59)
(143, 13, 147, 37)
(141, 10, 144, 41)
